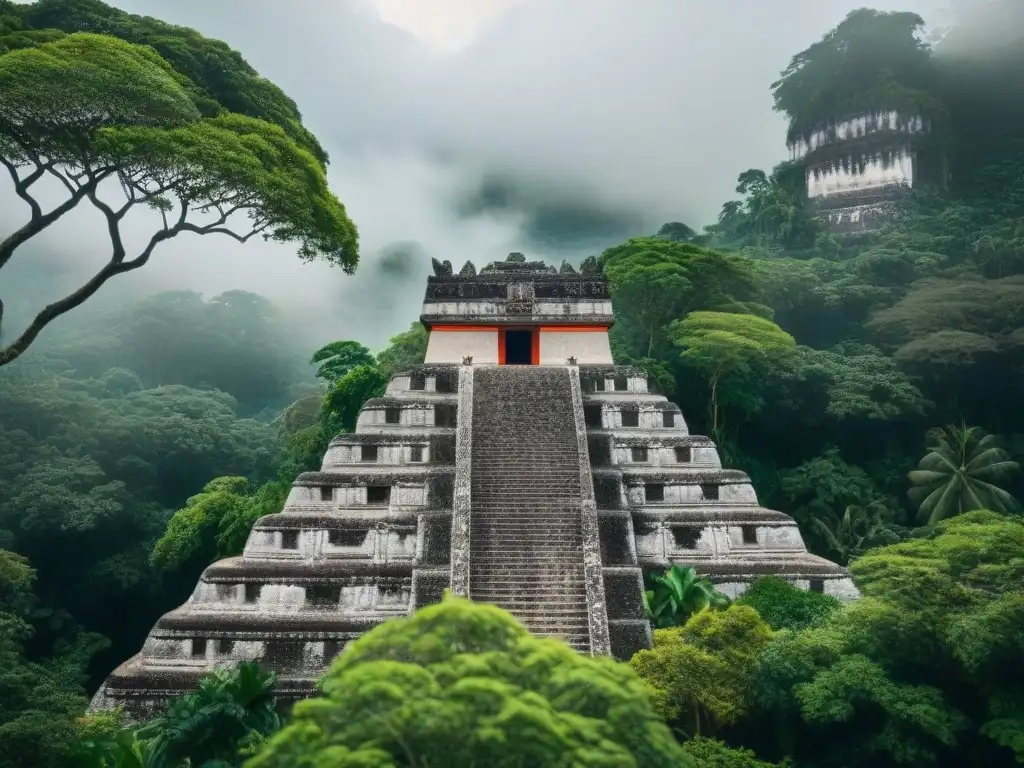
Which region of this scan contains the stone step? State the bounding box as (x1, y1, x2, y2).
(474, 597, 589, 605)
(470, 574, 585, 582)
(471, 576, 585, 585)
(468, 367, 591, 641)
(470, 510, 583, 517)
(470, 600, 589, 612)
(468, 549, 583, 557)
(472, 493, 580, 501)
(468, 551, 585, 561)
(470, 527, 581, 533)
(474, 577, 586, 584)
(507, 626, 589, 638)
(471, 582, 585, 588)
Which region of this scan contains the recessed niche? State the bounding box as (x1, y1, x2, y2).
(671, 526, 702, 549)
(613, 375, 628, 391)
(409, 445, 424, 462)
(630, 446, 648, 462)
(218, 638, 234, 655)
(584, 405, 603, 427)
(663, 411, 675, 428)
(329, 528, 366, 547)
(409, 372, 426, 391)
(384, 407, 401, 424)
(621, 410, 639, 427)
(281, 530, 300, 549)
(434, 404, 457, 427)
(361, 445, 378, 462)
(216, 583, 236, 600)
(810, 578, 825, 593)
(367, 486, 391, 505)
(645, 484, 664, 502)
(306, 584, 341, 607)
(675, 446, 691, 463)
(701, 484, 720, 501)
(320, 486, 333, 501)
(244, 583, 260, 603)
(191, 638, 207, 657)
(741, 525, 758, 545)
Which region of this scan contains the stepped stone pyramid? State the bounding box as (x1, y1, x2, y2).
(92, 252, 856, 719)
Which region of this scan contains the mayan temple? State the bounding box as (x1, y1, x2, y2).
(92, 252, 856, 719)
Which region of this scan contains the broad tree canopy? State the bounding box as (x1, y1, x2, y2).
(0, 0, 357, 365)
(249, 597, 691, 767)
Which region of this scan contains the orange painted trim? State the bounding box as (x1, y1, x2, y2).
(498, 330, 506, 365)
(429, 325, 501, 332)
(532, 329, 540, 365)
(538, 326, 610, 332)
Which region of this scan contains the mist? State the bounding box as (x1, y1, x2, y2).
(1, 0, 948, 354)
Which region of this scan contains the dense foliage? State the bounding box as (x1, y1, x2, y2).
(250, 597, 692, 767)
(78, 660, 281, 767)
(0, 1, 1021, 766)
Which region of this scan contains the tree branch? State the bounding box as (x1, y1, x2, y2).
(0, 191, 269, 365)
(86, 189, 127, 264)
(0, 225, 181, 367)
(44, 165, 77, 196)
(178, 221, 265, 243)
(0, 184, 98, 272)
(0, 154, 43, 220)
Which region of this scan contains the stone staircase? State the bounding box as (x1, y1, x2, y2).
(469, 367, 592, 652)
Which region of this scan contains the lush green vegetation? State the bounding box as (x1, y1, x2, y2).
(0, 1, 1021, 767)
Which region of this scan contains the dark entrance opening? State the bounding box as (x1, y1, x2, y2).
(505, 330, 533, 365)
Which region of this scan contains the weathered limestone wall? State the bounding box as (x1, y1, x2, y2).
(578, 364, 859, 607)
(567, 366, 612, 654)
(449, 365, 474, 597)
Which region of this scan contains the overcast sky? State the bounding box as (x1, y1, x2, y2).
(3, 0, 946, 351)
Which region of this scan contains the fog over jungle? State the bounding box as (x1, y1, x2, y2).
(5, 0, 1009, 351)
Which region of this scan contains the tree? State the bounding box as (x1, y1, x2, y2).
(670, 312, 795, 435)
(776, 344, 928, 423)
(0, 15, 358, 366)
(631, 605, 772, 738)
(644, 566, 730, 629)
(0, 549, 97, 768)
(776, 447, 904, 557)
(908, 424, 1021, 524)
(20, 0, 327, 163)
(150, 476, 252, 574)
(323, 364, 388, 435)
(600, 238, 756, 358)
(656, 221, 698, 242)
(310, 340, 374, 386)
(809, 504, 901, 565)
(742, 512, 1024, 767)
(849, 511, 1024, 763)
(771, 9, 940, 154)
(736, 576, 840, 632)
(683, 737, 788, 768)
(376, 322, 428, 378)
(79, 661, 281, 767)
(47, 290, 304, 414)
(248, 596, 692, 767)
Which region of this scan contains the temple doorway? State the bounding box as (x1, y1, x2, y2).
(504, 330, 533, 365)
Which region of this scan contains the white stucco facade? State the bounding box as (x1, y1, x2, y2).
(425, 330, 499, 364)
(539, 331, 613, 365)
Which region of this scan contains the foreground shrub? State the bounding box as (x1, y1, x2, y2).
(248, 596, 690, 767)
